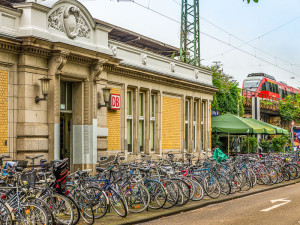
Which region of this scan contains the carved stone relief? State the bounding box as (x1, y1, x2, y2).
(194, 69, 199, 79)
(141, 53, 147, 65)
(110, 45, 117, 57)
(170, 62, 176, 72)
(48, 5, 91, 39)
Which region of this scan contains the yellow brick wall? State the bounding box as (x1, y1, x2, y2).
(162, 96, 181, 150)
(0, 70, 7, 153)
(107, 88, 121, 151)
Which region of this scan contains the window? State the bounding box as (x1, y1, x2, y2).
(261, 82, 266, 91)
(185, 100, 189, 150)
(201, 102, 204, 150)
(139, 93, 145, 152)
(193, 101, 197, 151)
(265, 81, 270, 92)
(127, 91, 133, 152)
(150, 94, 155, 152)
(60, 81, 73, 112)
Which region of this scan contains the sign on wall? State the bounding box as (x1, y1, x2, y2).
(110, 94, 121, 110)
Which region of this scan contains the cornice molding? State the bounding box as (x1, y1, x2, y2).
(103, 64, 218, 95)
(0, 5, 22, 17)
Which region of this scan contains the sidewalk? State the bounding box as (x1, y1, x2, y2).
(92, 179, 300, 225)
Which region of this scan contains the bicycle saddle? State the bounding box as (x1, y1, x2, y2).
(96, 167, 106, 173)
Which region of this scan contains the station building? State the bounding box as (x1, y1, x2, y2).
(0, 0, 217, 169)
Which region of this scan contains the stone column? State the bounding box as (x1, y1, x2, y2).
(144, 89, 150, 154)
(120, 84, 127, 156)
(189, 98, 193, 153)
(133, 87, 139, 155)
(180, 95, 185, 153)
(47, 52, 68, 161)
(196, 99, 201, 152)
(155, 91, 162, 155)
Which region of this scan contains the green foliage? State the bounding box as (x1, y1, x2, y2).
(241, 136, 257, 153)
(279, 94, 300, 122)
(260, 100, 273, 106)
(271, 135, 289, 153)
(212, 135, 224, 150)
(259, 140, 270, 153)
(210, 63, 244, 117)
(244, 0, 258, 3)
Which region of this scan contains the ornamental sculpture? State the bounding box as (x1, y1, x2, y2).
(48, 5, 91, 39)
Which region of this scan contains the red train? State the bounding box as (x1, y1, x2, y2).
(243, 73, 300, 99)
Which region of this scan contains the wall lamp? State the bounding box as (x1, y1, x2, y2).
(98, 87, 111, 109)
(35, 76, 52, 104)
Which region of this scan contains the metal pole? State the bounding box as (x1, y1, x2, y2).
(247, 134, 249, 154)
(228, 133, 230, 156)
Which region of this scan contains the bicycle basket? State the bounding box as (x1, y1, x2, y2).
(21, 171, 36, 188)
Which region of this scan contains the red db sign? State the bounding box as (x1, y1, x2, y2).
(110, 94, 120, 110)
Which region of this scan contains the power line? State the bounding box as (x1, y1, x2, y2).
(165, 0, 300, 67)
(204, 14, 300, 64)
(129, 1, 299, 76)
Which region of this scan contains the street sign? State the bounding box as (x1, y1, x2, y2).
(110, 94, 120, 110)
(212, 109, 219, 117)
(292, 121, 295, 126)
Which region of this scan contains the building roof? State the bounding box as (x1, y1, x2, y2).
(0, 0, 25, 8)
(0, 1, 180, 58)
(95, 19, 180, 58)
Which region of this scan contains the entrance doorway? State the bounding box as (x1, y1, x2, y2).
(60, 81, 73, 170)
(60, 113, 72, 159)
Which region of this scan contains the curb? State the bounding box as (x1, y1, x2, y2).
(121, 179, 300, 225)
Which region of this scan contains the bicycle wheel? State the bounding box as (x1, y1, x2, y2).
(287, 165, 297, 180)
(182, 177, 195, 200)
(85, 186, 108, 219)
(172, 178, 190, 206)
(65, 195, 81, 225)
(203, 173, 221, 199)
(282, 167, 291, 181)
(267, 166, 278, 184)
(191, 177, 204, 201)
(162, 179, 179, 209)
(16, 202, 48, 225)
(123, 182, 150, 213)
(27, 197, 55, 225)
(216, 174, 231, 195)
(0, 201, 13, 225)
(76, 192, 95, 225)
(42, 193, 74, 225)
(108, 188, 127, 217)
(258, 167, 271, 185)
(144, 180, 167, 209)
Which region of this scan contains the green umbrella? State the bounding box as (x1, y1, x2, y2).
(243, 118, 276, 134)
(212, 114, 261, 134)
(244, 118, 288, 135)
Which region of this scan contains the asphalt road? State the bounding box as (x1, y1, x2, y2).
(141, 182, 300, 225)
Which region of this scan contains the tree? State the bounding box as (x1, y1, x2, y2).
(279, 94, 300, 122)
(244, 0, 259, 3)
(210, 63, 244, 116)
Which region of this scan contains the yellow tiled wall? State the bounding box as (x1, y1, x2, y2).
(107, 88, 121, 151)
(0, 70, 7, 153)
(162, 96, 181, 150)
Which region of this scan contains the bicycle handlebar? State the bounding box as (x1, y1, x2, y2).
(25, 155, 43, 160)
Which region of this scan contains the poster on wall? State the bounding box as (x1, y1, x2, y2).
(293, 127, 300, 148)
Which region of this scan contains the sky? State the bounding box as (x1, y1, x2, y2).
(79, 0, 300, 88)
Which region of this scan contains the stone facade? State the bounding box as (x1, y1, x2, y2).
(0, 0, 217, 168)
